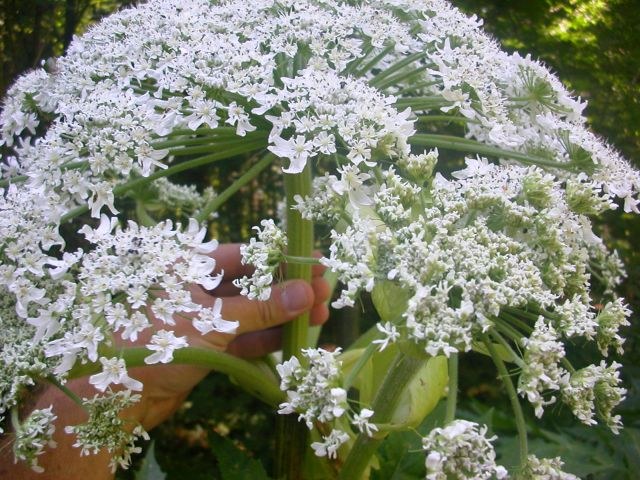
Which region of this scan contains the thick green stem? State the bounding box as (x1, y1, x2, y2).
(338, 352, 425, 480)
(66, 347, 283, 407)
(343, 343, 377, 391)
(368, 51, 425, 88)
(281, 165, 314, 361)
(489, 328, 526, 369)
(482, 333, 528, 469)
(395, 97, 453, 110)
(275, 165, 314, 480)
(444, 353, 458, 424)
(283, 254, 321, 265)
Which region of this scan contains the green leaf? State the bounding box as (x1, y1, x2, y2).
(372, 280, 409, 323)
(135, 441, 167, 480)
(390, 356, 448, 428)
(209, 433, 270, 480)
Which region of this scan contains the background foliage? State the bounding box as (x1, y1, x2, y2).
(1, 1, 639, 478)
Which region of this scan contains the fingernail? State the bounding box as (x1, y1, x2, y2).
(282, 282, 311, 312)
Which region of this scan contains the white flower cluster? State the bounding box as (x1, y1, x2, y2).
(0, 0, 636, 473)
(322, 214, 378, 309)
(305, 152, 630, 433)
(64, 390, 149, 472)
(234, 219, 287, 301)
(276, 348, 377, 459)
(521, 455, 579, 480)
(0, 294, 52, 431)
(595, 299, 631, 356)
(518, 318, 568, 418)
(277, 348, 348, 429)
(294, 173, 347, 224)
(12, 406, 57, 473)
(0, 213, 233, 469)
(421, 420, 508, 480)
(562, 361, 626, 434)
(517, 318, 627, 431)
(318, 158, 612, 357)
(42, 216, 235, 376)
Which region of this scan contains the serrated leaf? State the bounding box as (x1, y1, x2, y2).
(209, 433, 270, 480)
(135, 441, 166, 480)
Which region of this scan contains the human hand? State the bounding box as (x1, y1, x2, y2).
(0, 244, 330, 480)
(126, 243, 331, 430)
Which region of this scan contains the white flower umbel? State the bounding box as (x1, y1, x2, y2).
(595, 299, 631, 356)
(422, 420, 508, 480)
(234, 219, 287, 301)
(64, 390, 149, 472)
(0, 293, 52, 425)
(294, 173, 346, 224)
(1, 0, 638, 474)
(40, 216, 230, 376)
(522, 455, 579, 480)
(561, 361, 626, 433)
(277, 348, 347, 429)
(13, 406, 57, 473)
(554, 295, 598, 340)
(518, 318, 568, 418)
(321, 213, 378, 309)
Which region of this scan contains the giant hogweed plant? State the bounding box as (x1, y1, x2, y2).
(0, 0, 636, 478)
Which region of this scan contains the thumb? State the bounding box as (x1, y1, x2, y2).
(213, 280, 315, 335)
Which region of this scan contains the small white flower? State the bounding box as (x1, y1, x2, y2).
(144, 329, 188, 364)
(192, 298, 238, 334)
(331, 165, 374, 208)
(310, 429, 349, 459)
(352, 408, 378, 437)
(451, 156, 492, 180)
(269, 135, 314, 174)
(373, 322, 400, 351)
(90, 357, 143, 392)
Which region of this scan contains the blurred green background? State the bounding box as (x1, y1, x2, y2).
(2, 1, 639, 478)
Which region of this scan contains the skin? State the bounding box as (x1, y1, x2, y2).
(0, 244, 331, 479)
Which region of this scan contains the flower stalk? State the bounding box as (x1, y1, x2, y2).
(66, 347, 284, 407)
(482, 333, 529, 469)
(275, 164, 314, 479)
(338, 352, 426, 480)
(444, 353, 458, 424)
